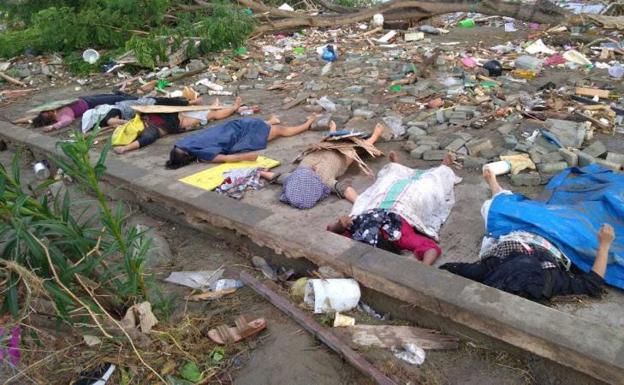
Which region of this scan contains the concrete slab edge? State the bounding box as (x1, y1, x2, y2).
(1, 122, 622, 384)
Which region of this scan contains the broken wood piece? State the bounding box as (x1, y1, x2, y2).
(344, 325, 459, 350)
(376, 30, 398, 44)
(282, 93, 310, 110)
(239, 271, 397, 385)
(575, 87, 610, 99)
(130, 105, 225, 113)
(477, 74, 502, 86)
(573, 110, 611, 131)
(266, 81, 303, 91)
(357, 26, 383, 38)
(185, 288, 237, 301)
(0, 71, 28, 87)
(0, 88, 38, 97)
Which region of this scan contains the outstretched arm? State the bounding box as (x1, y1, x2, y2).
(211, 152, 258, 163)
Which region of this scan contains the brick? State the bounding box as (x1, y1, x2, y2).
(514, 143, 531, 153)
(463, 156, 486, 169)
(559, 148, 578, 167)
(538, 161, 568, 174)
(594, 158, 621, 171)
(583, 141, 607, 158)
(528, 149, 542, 165)
(407, 120, 429, 128)
(407, 126, 427, 140)
(423, 150, 447, 161)
(479, 148, 500, 159)
(402, 141, 418, 152)
(353, 109, 375, 119)
(497, 123, 516, 136)
(541, 152, 564, 163)
(504, 135, 518, 149)
(511, 172, 541, 187)
(466, 138, 493, 156)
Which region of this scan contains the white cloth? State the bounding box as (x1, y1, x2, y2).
(81, 104, 114, 133)
(350, 163, 460, 241)
(480, 189, 513, 229)
(180, 110, 209, 125)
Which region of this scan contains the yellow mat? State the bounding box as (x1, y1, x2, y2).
(179, 156, 280, 191)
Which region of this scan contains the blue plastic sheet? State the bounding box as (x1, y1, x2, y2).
(487, 165, 624, 289)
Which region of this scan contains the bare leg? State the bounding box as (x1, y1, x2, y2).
(13, 116, 36, 124)
(329, 120, 337, 132)
(365, 123, 385, 146)
(114, 141, 140, 154)
(442, 152, 456, 166)
(206, 96, 241, 121)
(422, 249, 440, 266)
(343, 186, 358, 203)
(268, 115, 316, 141)
(259, 170, 281, 183)
(266, 115, 281, 125)
(483, 167, 503, 196)
(212, 152, 258, 163)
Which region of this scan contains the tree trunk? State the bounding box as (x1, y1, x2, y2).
(239, 0, 569, 34)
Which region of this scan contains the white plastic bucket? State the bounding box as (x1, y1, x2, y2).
(304, 279, 361, 314)
(82, 49, 100, 64)
(483, 160, 511, 176)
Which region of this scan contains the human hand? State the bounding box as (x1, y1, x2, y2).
(598, 224, 615, 245)
(42, 125, 56, 133)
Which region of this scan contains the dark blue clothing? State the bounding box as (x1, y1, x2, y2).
(175, 118, 271, 161)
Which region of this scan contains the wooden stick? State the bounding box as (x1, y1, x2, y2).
(0, 71, 27, 87)
(239, 271, 397, 385)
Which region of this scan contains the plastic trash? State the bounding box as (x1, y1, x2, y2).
(525, 39, 556, 55)
(164, 269, 224, 291)
(419, 25, 440, 35)
(82, 48, 100, 64)
(277, 3, 294, 11)
(371, 13, 384, 28)
(608, 64, 624, 79)
(333, 313, 355, 327)
(212, 279, 244, 292)
(458, 19, 475, 28)
(461, 57, 477, 68)
(196, 78, 224, 91)
(392, 343, 426, 365)
(292, 47, 305, 56)
(304, 278, 361, 314)
(321, 62, 332, 76)
(33, 160, 51, 180)
(545, 54, 566, 66)
(512, 69, 537, 80)
(483, 160, 511, 176)
(504, 22, 516, 32)
(318, 96, 336, 112)
(318, 44, 338, 62)
(563, 50, 592, 66)
(483, 60, 503, 77)
(515, 55, 543, 72)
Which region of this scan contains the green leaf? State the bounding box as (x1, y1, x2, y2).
(180, 362, 202, 383)
(210, 347, 225, 364)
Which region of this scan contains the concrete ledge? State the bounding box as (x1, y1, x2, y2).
(2, 122, 622, 384)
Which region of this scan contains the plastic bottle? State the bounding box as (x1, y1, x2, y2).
(458, 19, 476, 28)
(419, 25, 440, 35)
(321, 45, 337, 62)
(212, 279, 244, 292)
(514, 55, 543, 72)
(511, 69, 537, 80)
(608, 64, 624, 79)
(483, 160, 511, 176)
(34, 160, 51, 180)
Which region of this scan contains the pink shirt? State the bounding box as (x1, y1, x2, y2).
(52, 99, 89, 130)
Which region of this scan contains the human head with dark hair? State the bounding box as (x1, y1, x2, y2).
(165, 147, 196, 169)
(32, 111, 57, 127)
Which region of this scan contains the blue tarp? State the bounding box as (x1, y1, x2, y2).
(487, 165, 624, 289)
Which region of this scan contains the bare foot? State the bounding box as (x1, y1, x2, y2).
(442, 152, 456, 166)
(233, 96, 242, 109)
(329, 120, 337, 132)
(305, 114, 317, 128)
(483, 167, 503, 196)
(210, 98, 221, 108)
(267, 115, 281, 125)
(389, 151, 399, 163)
(113, 146, 127, 155)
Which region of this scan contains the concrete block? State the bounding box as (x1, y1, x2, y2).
(577, 151, 595, 167)
(345, 85, 365, 94)
(436, 110, 447, 124)
(528, 149, 542, 165)
(514, 143, 531, 153)
(606, 152, 624, 165)
(445, 138, 466, 152)
(545, 119, 586, 148)
(410, 145, 432, 159)
(559, 148, 578, 167)
(511, 172, 541, 187)
(336, 98, 353, 106)
(423, 150, 447, 161)
(402, 140, 418, 152)
(463, 156, 486, 169)
(583, 140, 607, 158)
(407, 126, 427, 140)
(353, 109, 375, 119)
(426, 124, 448, 134)
(466, 138, 493, 156)
(351, 97, 369, 108)
(399, 97, 417, 104)
(541, 152, 564, 163)
(479, 148, 500, 160)
(538, 161, 568, 174)
(455, 132, 474, 142)
(407, 120, 429, 128)
(594, 158, 621, 171)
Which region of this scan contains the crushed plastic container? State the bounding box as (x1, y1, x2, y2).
(304, 278, 361, 314)
(483, 160, 511, 176)
(458, 19, 475, 28)
(608, 64, 624, 79)
(515, 55, 543, 72)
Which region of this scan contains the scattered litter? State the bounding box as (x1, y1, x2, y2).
(121, 302, 159, 334)
(83, 335, 102, 346)
(212, 279, 244, 292)
(304, 278, 361, 314)
(333, 312, 356, 327)
(392, 343, 426, 365)
(164, 269, 225, 291)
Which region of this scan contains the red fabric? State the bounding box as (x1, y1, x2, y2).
(144, 113, 166, 127)
(391, 216, 441, 260)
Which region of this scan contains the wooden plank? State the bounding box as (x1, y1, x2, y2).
(344, 325, 459, 350)
(282, 92, 309, 110)
(575, 87, 610, 99)
(239, 271, 397, 385)
(0, 71, 27, 87)
(130, 105, 225, 113)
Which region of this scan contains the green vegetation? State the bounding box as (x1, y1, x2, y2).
(0, 131, 149, 322)
(0, 0, 255, 67)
